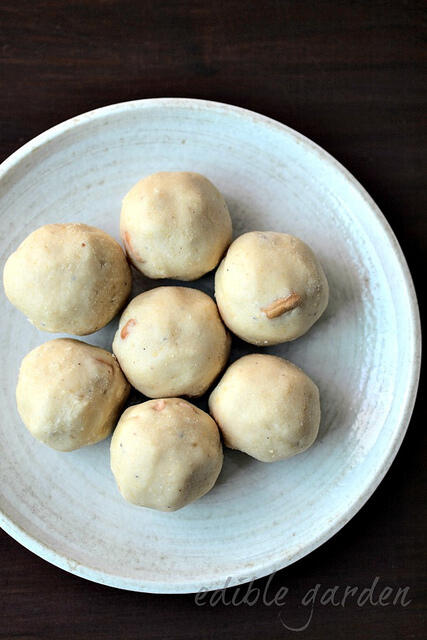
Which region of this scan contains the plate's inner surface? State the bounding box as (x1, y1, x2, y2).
(0, 101, 415, 591)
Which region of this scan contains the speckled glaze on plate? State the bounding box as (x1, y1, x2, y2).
(0, 98, 421, 593)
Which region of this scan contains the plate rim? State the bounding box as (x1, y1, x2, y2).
(0, 97, 421, 593)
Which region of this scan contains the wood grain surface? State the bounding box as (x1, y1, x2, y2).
(0, 1, 425, 639)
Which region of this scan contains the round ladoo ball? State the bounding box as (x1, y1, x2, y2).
(110, 398, 223, 511)
(112, 286, 230, 398)
(3, 223, 131, 335)
(209, 354, 320, 462)
(120, 171, 232, 280)
(215, 231, 329, 345)
(16, 338, 130, 451)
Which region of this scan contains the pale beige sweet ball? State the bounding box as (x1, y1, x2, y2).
(110, 398, 223, 511)
(209, 354, 320, 463)
(16, 339, 130, 452)
(3, 223, 131, 335)
(215, 231, 329, 346)
(120, 171, 232, 280)
(112, 286, 230, 398)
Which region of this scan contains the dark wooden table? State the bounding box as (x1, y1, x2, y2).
(1, 2, 425, 638)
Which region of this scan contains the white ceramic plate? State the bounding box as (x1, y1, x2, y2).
(0, 99, 420, 593)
